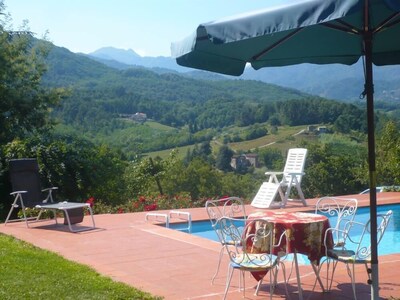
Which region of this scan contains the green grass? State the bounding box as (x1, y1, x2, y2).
(226, 125, 307, 151)
(145, 120, 176, 131)
(145, 144, 195, 160)
(0, 234, 162, 300)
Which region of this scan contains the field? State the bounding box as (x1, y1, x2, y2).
(146, 124, 320, 159)
(225, 125, 311, 151)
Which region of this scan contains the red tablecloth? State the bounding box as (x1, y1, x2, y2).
(247, 211, 333, 281)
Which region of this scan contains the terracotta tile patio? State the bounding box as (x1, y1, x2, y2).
(1, 193, 400, 299)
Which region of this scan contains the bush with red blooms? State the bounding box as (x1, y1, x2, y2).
(90, 194, 232, 215)
(86, 197, 95, 207)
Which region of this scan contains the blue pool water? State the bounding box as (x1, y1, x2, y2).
(168, 204, 399, 256)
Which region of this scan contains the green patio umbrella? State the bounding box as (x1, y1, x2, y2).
(171, 0, 400, 299)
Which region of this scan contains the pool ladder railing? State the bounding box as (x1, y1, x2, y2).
(145, 210, 192, 233)
(169, 210, 192, 233)
(145, 212, 169, 228)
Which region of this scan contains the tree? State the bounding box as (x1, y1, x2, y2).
(269, 115, 281, 126)
(220, 172, 259, 199)
(234, 155, 252, 175)
(1, 134, 127, 205)
(245, 124, 268, 140)
(216, 145, 234, 172)
(376, 121, 400, 185)
(301, 142, 365, 197)
(259, 148, 283, 169)
(0, 7, 65, 144)
(185, 141, 213, 164)
(0, 6, 67, 218)
(124, 151, 178, 199)
(161, 157, 222, 200)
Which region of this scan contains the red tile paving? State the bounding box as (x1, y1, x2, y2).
(1, 193, 400, 299)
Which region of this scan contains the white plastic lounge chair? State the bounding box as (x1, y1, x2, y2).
(251, 148, 308, 208)
(5, 158, 95, 233)
(251, 182, 284, 209)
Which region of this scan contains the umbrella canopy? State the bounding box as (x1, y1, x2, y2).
(172, 0, 400, 75)
(171, 0, 400, 299)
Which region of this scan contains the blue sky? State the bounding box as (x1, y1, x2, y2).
(4, 0, 289, 57)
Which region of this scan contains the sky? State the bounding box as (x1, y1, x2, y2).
(4, 0, 287, 57)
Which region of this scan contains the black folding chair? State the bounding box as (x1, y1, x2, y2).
(5, 158, 95, 232)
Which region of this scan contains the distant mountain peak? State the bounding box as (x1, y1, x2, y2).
(89, 47, 142, 64)
(87, 46, 190, 73)
(90, 46, 140, 56)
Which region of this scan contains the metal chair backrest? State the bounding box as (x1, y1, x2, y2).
(282, 148, 307, 185)
(205, 197, 246, 228)
(343, 210, 393, 261)
(315, 197, 358, 230)
(315, 197, 358, 246)
(9, 158, 44, 207)
(216, 217, 276, 267)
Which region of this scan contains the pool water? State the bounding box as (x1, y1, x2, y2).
(168, 204, 399, 257)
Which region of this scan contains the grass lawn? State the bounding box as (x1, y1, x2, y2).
(0, 234, 162, 300)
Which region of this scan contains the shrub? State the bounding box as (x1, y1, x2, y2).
(91, 193, 195, 214)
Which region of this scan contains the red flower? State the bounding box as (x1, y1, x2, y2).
(86, 197, 95, 207)
(219, 195, 230, 205)
(117, 208, 124, 214)
(139, 196, 146, 203)
(144, 203, 158, 211)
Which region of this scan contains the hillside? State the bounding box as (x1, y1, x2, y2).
(43, 44, 116, 87)
(44, 45, 309, 103)
(242, 61, 400, 102)
(41, 42, 374, 159)
(87, 47, 400, 102)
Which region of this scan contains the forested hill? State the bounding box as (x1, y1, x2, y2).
(87, 46, 400, 102)
(41, 42, 372, 156)
(42, 43, 316, 129)
(43, 44, 307, 103)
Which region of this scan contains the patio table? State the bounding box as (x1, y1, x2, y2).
(247, 210, 333, 299)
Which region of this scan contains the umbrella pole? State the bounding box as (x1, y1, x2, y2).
(364, 31, 379, 300)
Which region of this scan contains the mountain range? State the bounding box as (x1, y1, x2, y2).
(87, 47, 189, 73)
(87, 47, 400, 102)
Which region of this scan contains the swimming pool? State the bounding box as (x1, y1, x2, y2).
(168, 204, 399, 256)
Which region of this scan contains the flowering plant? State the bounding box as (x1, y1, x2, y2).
(84, 193, 230, 215)
(131, 193, 193, 212)
(86, 197, 95, 208)
(104, 193, 193, 214)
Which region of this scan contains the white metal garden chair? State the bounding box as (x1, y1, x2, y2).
(313, 196, 358, 291)
(315, 197, 358, 246)
(322, 210, 393, 299)
(216, 217, 288, 300)
(205, 197, 246, 284)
